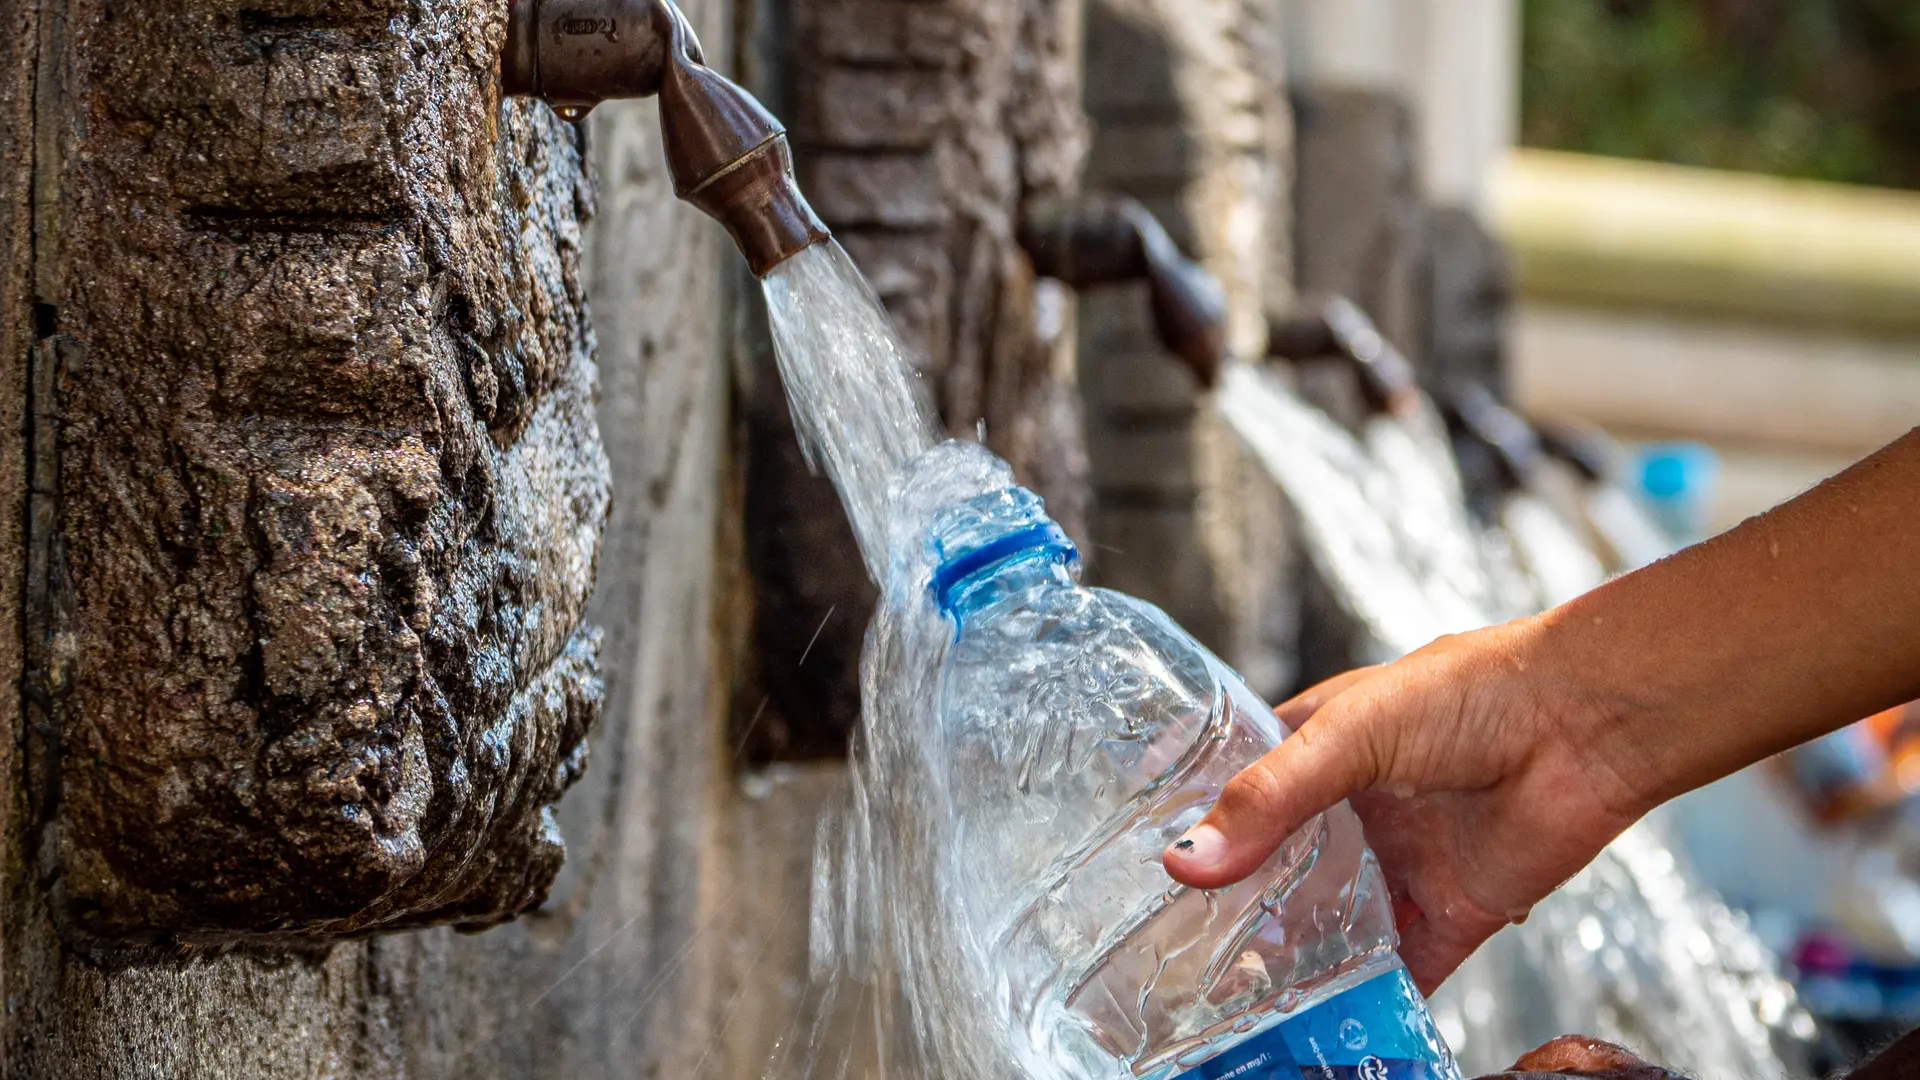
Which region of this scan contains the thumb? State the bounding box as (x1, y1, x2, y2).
(1163, 695, 1388, 889)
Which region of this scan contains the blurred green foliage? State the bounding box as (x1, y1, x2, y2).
(1522, 0, 1920, 189)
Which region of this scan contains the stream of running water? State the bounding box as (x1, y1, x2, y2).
(761, 243, 993, 1079)
(757, 238, 1816, 1079)
(761, 242, 939, 577)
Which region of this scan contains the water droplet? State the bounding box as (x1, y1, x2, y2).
(1577, 915, 1606, 952)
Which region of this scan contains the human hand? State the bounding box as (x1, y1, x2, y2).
(1477, 1036, 1679, 1079)
(1161, 432, 1920, 994)
(1161, 619, 1648, 994)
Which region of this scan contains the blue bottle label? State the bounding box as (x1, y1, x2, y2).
(1172, 969, 1454, 1080)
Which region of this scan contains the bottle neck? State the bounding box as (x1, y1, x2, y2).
(926, 488, 1080, 617)
(938, 544, 1079, 621)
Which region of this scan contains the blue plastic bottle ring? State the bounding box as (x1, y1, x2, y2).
(930, 522, 1077, 612)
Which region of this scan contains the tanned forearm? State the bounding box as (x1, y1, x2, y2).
(1532, 427, 1920, 816)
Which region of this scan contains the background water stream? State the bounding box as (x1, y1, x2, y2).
(1215, 360, 1815, 1077)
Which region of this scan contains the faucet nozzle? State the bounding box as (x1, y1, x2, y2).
(657, 35, 831, 277)
(1441, 381, 1545, 494)
(502, 0, 830, 275)
(1017, 195, 1229, 388)
(1268, 296, 1422, 417)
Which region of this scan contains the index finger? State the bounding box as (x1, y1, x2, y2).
(1162, 694, 1390, 889)
(1275, 666, 1382, 730)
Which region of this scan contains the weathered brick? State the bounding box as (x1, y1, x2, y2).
(1082, 6, 1181, 113)
(1078, 0, 1298, 698)
(837, 232, 953, 375)
(765, 0, 1091, 772)
(803, 152, 949, 228)
(811, 1, 963, 68)
(1085, 120, 1193, 188)
(1081, 347, 1200, 415)
(1076, 282, 1157, 350)
(1088, 421, 1199, 499)
(804, 68, 948, 149)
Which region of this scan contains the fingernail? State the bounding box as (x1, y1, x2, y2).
(1167, 824, 1226, 871)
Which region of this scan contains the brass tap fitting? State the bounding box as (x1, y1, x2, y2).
(1017, 195, 1230, 389)
(501, 0, 688, 118)
(1441, 381, 1544, 493)
(501, 0, 829, 276)
(1535, 420, 1616, 485)
(1267, 296, 1422, 417)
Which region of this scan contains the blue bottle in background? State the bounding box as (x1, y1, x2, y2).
(1634, 441, 1721, 545)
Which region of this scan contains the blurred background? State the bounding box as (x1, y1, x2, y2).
(1292, 0, 1920, 536)
(1509, 0, 1920, 534)
(1286, 1, 1920, 1070)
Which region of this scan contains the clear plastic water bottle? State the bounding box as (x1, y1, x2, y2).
(902, 442, 1460, 1080)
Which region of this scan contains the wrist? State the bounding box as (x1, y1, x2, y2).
(1508, 607, 1671, 824)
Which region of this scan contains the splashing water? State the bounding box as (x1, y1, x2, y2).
(1433, 824, 1818, 1076)
(760, 256, 1443, 1080)
(1213, 360, 1814, 1078)
(759, 238, 1810, 1079)
(1214, 364, 1521, 659)
(780, 450, 1084, 1080)
(762, 242, 939, 576)
(760, 244, 1003, 1079)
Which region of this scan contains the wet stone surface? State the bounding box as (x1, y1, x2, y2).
(37, 0, 612, 947)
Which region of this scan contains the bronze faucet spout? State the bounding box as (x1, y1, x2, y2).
(1535, 421, 1615, 484)
(1441, 381, 1545, 493)
(656, 25, 830, 276)
(501, 0, 830, 276)
(1018, 195, 1229, 388)
(1268, 296, 1422, 417)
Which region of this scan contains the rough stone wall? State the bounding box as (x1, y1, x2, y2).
(1, 0, 743, 1074)
(1077, 0, 1300, 697)
(1290, 86, 1511, 401)
(795, 0, 1087, 431)
(26, 0, 610, 946)
(1290, 86, 1426, 357)
(734, 0, 1090, 759)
